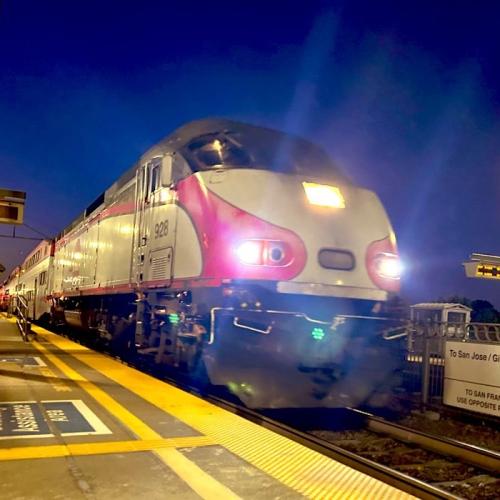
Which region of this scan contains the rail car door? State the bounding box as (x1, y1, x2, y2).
(133, 156, 177, 287)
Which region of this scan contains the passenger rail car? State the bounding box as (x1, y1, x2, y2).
(4, 119, 402, 409)
(0, 285, 8, 312)
(4, 241, 54, 321)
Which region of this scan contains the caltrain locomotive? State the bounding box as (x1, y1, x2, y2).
(4, 118, 401, 409)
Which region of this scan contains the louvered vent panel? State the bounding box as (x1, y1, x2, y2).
(150, 248, 172, 280)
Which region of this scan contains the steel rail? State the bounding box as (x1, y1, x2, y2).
(347, 408, 500, 473)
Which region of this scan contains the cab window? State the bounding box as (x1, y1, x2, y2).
(151, 164, 161, 193)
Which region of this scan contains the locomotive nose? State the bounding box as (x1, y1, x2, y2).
(200, 169, 399, 300)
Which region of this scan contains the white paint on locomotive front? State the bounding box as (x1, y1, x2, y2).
(198, 169, 394, 300)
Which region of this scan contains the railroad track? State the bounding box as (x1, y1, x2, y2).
(293, 408, 499, 500)
(213, 400, 463, 499)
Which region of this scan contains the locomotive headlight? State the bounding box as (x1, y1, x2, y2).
(374, 253, 402, 279)
(236, 240, 264, 265)
(236, 239, 290, 266)
(302, 182, 345, 208)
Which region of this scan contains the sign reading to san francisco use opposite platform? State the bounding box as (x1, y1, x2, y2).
(444, 341, 500, 417)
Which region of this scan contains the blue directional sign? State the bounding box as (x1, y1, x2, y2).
(0, 356, 46, 367)
(0, 402, 51, 438)
(0, 400, 111, 439)
(43, 401, 95, 434)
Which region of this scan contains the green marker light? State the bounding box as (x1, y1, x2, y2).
(311, 327, 325, 341)
(168, 313, 180, 325)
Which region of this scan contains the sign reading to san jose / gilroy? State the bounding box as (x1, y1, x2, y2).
(444, 341, 500, 417)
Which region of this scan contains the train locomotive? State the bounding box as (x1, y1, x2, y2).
(4, 118, 402, 409)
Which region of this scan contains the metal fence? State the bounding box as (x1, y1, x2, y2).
(402, 322, 500, 405)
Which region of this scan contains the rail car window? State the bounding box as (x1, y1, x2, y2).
(187, 136, 252, 168)
(183, 131, 344, 181)
(172, 154, 195, 182)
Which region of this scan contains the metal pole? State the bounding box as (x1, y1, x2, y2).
(421, 335, 431, 406)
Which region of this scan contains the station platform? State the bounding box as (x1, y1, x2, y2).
(0, 315, 412, 499)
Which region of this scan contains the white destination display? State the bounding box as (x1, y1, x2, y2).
(444, 341, 500, 417)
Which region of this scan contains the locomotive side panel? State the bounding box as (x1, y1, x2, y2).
(52, 241, 64, 295)
(172, 207, 203, 279)
(134, 157, 201, 286)
(61, 232, 84, 291)
(80, 222, 99, 289)
(93, 213, 135, 289)
(53, 180, 136, 295)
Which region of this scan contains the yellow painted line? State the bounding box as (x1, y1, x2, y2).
(32, 339, 160, 440)
(29, 337, 241, 500)
(0, 436, 215, 461)
(35, 326, 414, 499)
(38, 365, 72, 392)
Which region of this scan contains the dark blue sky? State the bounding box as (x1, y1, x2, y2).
(1, 0, 499, 307)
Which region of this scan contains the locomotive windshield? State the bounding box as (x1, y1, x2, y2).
(182, 129, 344, 181)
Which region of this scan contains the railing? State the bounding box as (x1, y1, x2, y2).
(400, 321, 500, 406)
(11, 295, 35, 341)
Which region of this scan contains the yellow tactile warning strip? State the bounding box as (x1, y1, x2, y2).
(31, 324, 413, 500)
(27, 333, 241, 500)
(0, 436, 215, 461)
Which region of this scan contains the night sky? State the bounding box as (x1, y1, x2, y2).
(0, 0, 499, 307)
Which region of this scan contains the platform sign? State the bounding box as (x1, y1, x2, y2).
(0, 189, 26, 225)
(463, 253, 500, 281)
(443, 341, 500, 417)
(0, 400, 112, 439)
(0, 402, 52, 438)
